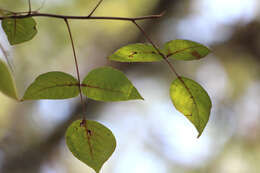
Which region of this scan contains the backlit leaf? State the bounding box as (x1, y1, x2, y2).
(2, 17, 37, 45)
(170, 77, 212, 137)
(162, 40, 211, 61)
(66, 120, 116, 173)
(0, 59, 18, 99)
(82, 67, 143, 101)
(109, 43, 162, 62)
(22, 71, 79, 100)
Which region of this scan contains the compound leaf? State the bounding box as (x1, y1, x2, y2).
(66, 120, 116, 173)
(162, 40, 211, 61)
(82, 67, 143, 101)
(109, 43, 162, 62)
(22, 71, 79, 100)
(0, 59, 18, 99)
(2, 17, 37, 45)
(170, 77, 212, 137)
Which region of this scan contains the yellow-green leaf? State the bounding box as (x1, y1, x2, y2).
(162, 40, 211, 61)
(22, 71, 79, 100)
(170, 77, 212, 137)
(66, 120, 116, 173)
(109, 43, 162, 62)
(2, 17, 37, 45)
(0, 59, 18, 99)
(82, 67, 143, 101)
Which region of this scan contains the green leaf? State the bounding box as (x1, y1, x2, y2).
(162, 40, 211, 61)
(22, 71, 79, 100)
(109, 43, 162, 62)
(2, 17, 37, 45)
(66, 120, 116, 173)
(0, 59, 18, 99)
(82, 67, 143, 101)
(170, 77, 212, 137)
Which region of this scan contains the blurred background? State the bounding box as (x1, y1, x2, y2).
(0, 0, 260, 172)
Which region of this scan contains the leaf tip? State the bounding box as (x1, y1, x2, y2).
(129, 87, 143, 101)
(197, 132, 202, 138)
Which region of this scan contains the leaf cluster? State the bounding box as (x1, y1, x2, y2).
(0, 2, 212, 172)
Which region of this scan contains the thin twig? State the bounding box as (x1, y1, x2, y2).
(88, 0, 104, 17)
(0, 12, 164, 21)
(64, 18, 93, 156)
(64, 19, 86, 121)
(28, 0, 32, 14)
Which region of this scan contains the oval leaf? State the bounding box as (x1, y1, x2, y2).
(162, 40, 211, 60)
(170, 77, 212, 137)
(22, 71, 79, 100)
(66, 120, 116, 173)
(109, 43, 162, 62)
(82, 67, 143, 101)
(0, 59, 18, 99)
(2, 17, 37, 45)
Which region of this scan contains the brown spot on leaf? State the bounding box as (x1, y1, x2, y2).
(80, 119, 86, 127)
(129, 52, 137, 58)
(78, 120, 94, 158)
(87, 130, 93, 136)
(191, 51, 201, 59)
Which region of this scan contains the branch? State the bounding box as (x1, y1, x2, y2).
(64, 19, 86, 120)
(0, 12, 164, 21)
(87, 0, 104, 17)
(28, 0, 31, 14)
